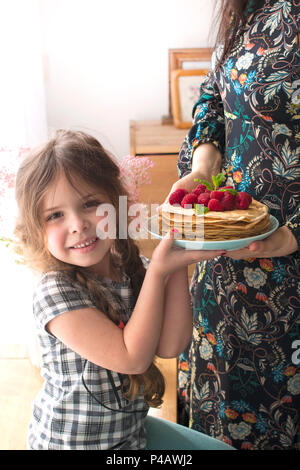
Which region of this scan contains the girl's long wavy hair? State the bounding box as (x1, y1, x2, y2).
(215, 0, 251, 65)
(14, 129, 165, 408)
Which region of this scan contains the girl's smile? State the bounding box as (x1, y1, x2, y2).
(69, 236, 99, 252)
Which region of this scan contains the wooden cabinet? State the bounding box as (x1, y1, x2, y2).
(130, 119, 188, 156)
(130, 119, 187, 204)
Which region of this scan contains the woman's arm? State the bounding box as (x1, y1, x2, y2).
(162, 143, 223, 206)
(177, 68, 225, 180)
(224, 225, 298, 260)
(225, 204, 300, 260)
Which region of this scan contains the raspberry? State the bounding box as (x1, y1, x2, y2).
(235, 192, 252, 210)
(197, 192, 211, 207)
(210, 190, 224, 201)
(208, 199, 225, 212)
(220, 185, 234, 189)
(241, 192, 252, 204)
(222, 192, 236, 211)
(169, 189, 188, 205)
(192, 184, 207, 196)
(181, 193, 198, 208)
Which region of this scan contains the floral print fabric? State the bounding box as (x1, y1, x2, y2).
(177, 0, 300, 450)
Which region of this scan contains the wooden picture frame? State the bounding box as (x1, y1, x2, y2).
(170, 69, 209, 129)
(162, 47, 213, 124)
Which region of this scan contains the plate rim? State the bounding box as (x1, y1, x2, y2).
(146, 214, 279, 249)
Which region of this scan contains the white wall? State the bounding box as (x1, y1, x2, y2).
(0, 0, 48, 147)
(40, 0, 217, 159)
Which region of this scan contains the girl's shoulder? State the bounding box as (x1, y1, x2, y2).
(34, 270, 81, 295)
(33, 271, 94, 328)
(36, 270, 70, 284)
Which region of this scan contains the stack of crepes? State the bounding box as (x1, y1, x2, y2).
(159, 198, 270, 241)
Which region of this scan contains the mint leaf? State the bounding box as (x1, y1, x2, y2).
(212, 173, 225, 189)
(212, 175, 218, 188)
(195, 204, 210, 215)
(219, 188, 238, 195)
(216, 173, 225, 187)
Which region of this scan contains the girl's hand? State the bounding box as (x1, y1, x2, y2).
(224, 226, 298, 260)
(150, 229, 225, 278)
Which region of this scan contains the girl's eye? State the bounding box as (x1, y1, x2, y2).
(46, 211, 63, 222)
(84, 200, 100, 208)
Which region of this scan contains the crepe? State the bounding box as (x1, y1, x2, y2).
(159, 199, 270, 241)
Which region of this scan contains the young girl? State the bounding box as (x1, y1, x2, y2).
(14, 130, 228, 450)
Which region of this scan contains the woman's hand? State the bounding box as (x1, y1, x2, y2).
(160, 171, 200, 208)
(150, 229, 225, 279)
(159, 143, 222, 211)
(224, 226, 298, 260)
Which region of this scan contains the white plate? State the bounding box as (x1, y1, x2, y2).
(146, 214, 279, 251)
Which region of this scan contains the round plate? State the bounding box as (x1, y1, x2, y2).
(146, 214, 279, 251)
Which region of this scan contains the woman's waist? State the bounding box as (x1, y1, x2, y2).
(223, 121, 299, 225)
(225, 117, 300, 152)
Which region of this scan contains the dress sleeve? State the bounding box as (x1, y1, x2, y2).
(33, 271, 95, 334)
(177, 54, 226, 179)
(285, 207, 300, 252)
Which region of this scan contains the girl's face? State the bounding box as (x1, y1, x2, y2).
(42, 172, 115, 277)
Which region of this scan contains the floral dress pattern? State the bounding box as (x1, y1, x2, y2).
(177, 0, 300, 450)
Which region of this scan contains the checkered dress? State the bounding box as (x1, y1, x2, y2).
(28, 257, 150, 450)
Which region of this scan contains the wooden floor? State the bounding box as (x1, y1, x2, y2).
(0, 353, 177, 450)
(0, 357, 43, 450)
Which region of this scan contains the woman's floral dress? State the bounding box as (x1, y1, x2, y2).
(177, 0, 300, 450)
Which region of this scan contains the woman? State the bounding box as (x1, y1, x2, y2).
(171, 0, 300, 450)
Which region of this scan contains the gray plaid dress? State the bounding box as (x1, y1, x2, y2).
(28, 258, 149, 450)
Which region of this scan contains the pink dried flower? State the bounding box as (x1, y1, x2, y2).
(0, 147, 30, 240)
(119, 155, 154, 204)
